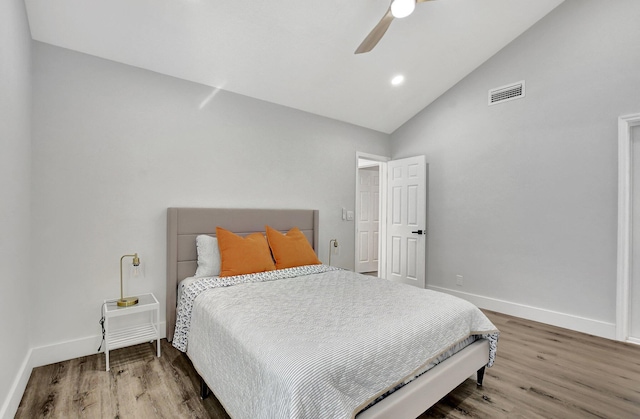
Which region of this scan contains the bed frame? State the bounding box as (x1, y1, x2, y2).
(166, 207, 489, 419)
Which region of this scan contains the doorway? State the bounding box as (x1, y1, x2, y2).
(631, 123, 640, 343)
(356, 160, 381, 275)
(355, 152, 427, 288)
(617, 113, 640, 344)
(355, 153, 387, 276)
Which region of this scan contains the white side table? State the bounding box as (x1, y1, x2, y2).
(103, 293, 160, 371)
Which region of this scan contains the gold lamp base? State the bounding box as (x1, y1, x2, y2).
(117, 296, 139, 307)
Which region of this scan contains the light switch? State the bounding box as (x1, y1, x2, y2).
(342, 208, 347, 220)
(346, 211, 354, 221)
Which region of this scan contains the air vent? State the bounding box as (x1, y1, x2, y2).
(488, 81, 525, 106)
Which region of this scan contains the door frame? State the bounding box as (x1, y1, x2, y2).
(355, 152, 389, 278)
(617, 113, 640, 343)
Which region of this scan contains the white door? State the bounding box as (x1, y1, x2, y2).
(356, 167, 380, 273)
(386, 156, 427, 288)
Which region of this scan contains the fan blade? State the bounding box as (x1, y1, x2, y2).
(354, 8, 394, 54)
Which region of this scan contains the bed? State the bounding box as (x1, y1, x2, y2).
(166, 208, 498, 419)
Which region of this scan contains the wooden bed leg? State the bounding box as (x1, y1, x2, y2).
(476, 366, 486, 386)
(200, 378, 210, 399)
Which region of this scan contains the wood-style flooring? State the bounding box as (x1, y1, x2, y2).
(16, 311, 640, 418)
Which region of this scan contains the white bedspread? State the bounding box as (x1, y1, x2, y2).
(178, 267, 498, 419)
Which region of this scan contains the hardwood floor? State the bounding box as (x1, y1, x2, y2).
(17, 311, 640, 418)
(420, 311, 640, 418)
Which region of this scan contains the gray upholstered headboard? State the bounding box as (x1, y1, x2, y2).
(166, 208, 319, 341)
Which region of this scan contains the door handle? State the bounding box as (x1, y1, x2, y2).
(411, 230, 424, 235)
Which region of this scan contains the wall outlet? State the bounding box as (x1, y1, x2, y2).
(346, 210, 354, 221)
(456, 274, 463, 286)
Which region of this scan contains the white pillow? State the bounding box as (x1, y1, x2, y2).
(195, 235, 221, 277)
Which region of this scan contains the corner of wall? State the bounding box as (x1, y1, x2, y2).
(0, 349, 32, 419)
(0, 323, 166, 419)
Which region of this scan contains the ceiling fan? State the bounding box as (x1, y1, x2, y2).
(355, 0, 435, 54)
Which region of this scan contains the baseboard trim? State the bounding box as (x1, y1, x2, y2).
(1, 321, 166, 419)
(0, 349, 33, 419)
(29, 333, 105, 369)
(428, 286, 616, 340)
(30, 321, 167, 368)
(627, 336, 640, 345)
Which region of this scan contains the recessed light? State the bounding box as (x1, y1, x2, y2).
(391, 75, 405, 86)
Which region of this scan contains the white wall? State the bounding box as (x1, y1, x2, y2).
(0, 0, 32, 417)
(30, 42, 390, 354)
(391, 0, 640, 337)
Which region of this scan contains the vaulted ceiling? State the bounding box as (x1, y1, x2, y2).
(24, 0, 564, 133)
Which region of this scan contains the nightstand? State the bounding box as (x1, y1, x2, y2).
(103, 293, 160, 371)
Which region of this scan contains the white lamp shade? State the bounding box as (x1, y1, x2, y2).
(391, 0, 416, 19)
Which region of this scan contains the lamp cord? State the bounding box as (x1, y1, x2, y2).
(97, 300, 118, 353)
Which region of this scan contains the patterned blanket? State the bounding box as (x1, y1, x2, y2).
(174, 266, 499, 419)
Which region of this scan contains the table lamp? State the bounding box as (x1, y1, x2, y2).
(118, 253, 142, 307)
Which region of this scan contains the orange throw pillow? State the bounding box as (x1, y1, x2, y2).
(265, 225, 321, 269)
(216, 227, 276, 277)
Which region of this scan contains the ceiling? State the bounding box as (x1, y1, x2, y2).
(24, 0, 564, 134)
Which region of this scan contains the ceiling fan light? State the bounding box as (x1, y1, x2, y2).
(390, 0, 416, 19)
